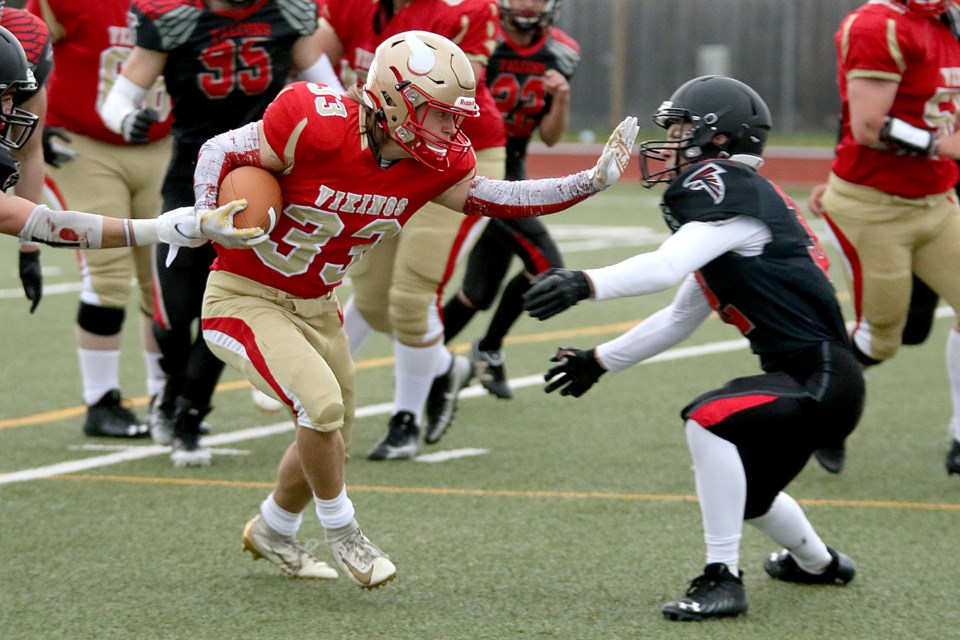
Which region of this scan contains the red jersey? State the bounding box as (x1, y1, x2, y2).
(26, 0, 172, 144)
(833, 1, 960, 197)
(212, 82, 476, 298)
(320, 0, 506, 151)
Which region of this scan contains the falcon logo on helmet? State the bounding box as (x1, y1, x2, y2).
(639, 75, 772, 187)
(362, 30, 479, 171)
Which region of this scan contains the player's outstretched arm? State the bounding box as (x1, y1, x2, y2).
(438, 116, 639, 218)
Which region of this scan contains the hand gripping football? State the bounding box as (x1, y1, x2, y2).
(217, 166, 282, 233)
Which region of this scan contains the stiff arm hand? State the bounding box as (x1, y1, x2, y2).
(589, 116, 640, 189)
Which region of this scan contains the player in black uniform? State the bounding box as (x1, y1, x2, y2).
(440, 0, 579, 399)
(99, 0, 340, 466)
(522, 76, 864, 621)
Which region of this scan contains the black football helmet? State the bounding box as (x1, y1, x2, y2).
(639, 75, 771, 186)
(499, 0, 562, 33)
(0, 26, 39, 150)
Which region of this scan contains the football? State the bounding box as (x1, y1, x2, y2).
(217, 165, 282, 233)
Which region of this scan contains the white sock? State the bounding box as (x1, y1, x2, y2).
(434, 346, 453, 377)
(393, 339, 444, 423)
(342, 296, 373, 357)
(143, 350, 166, 398)
(947, 328, 960, 440)
(747, 492, 831, 573)
(685, 420, 744, 575)
(260, 493, 303, 538)
(315, 485, 356, 530)
(77, 348, 121, 405)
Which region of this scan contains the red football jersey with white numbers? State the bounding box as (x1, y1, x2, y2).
(833, 2, 960, 197)
(320, 0, 506, 151)
(26, 0, 172, 144)
(211, 82, 476, 299)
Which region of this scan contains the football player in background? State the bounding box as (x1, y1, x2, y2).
(192, 31, 636, 589)
(523, 76, 862, 621)
(27, 0, 176, 439)
(815, 0, 960, 475)
(0, 26, 260, 250)
(2, 0, 52, 314)
(99, 0, 343, 467)
(317, 0, 508, 458)
(441, 0, 579, 400)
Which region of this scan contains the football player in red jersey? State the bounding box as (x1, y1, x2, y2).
(522, 75, 862, 622)
(193, 31, 636, 589)
(1, 0, 51, 314)
(815, 0, 960, 475)
(27, 0, 179, 439)
(317, 0, 509, 456)
(98, 0, 343, 467)
(441, 0, 579, 401)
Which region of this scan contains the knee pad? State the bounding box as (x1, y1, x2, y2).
(460, 277, 499, 311)
(352, 294, 392, 335)
(76, 302, 125, 337)
(390, 286, 443, 344)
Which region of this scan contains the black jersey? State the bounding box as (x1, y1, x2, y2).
(661, 159, 849, 370)
(487, 26, 579, 180)
(131, 0, 317, 144)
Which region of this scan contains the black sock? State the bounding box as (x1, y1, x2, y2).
(478, 274, 528, 352)
(443, 294, 476, 343)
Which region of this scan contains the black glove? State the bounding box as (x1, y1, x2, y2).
(522, 268, 591, 320)
(120, 108, 159, 144)
(19, 248, 42, 313)
(544, 347, 606, 398)
(41, 126, 75, 168)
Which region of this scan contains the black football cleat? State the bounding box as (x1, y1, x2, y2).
(82, 389, 149, 438)
(813, 445, 846, 474)
(946, 440, 960, 476)
(662, 563, 748, 622)
(764, 547, 856, 585)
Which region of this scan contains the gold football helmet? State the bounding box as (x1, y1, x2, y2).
(362, 30, 479, 170)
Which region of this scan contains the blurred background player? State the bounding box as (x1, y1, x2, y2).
(2, 0, 52, 316)
(0, 25, 260, 250)
(815, 0, 960, 475)
(99, 0, 341, 466)
(316, 0, 508, 459)
(27, 0, 174, 439)
(192, 29, 635, 587)
(523, 76, 861, 621)
(441, 0, 579, 400)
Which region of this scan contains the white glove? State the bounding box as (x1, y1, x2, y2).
(156, 206, 207, 248)
(589, 116, 639, 190)
(196, 199, 270, 249)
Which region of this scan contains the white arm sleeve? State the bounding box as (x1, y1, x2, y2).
(297, 53, 346, 94)
(194, 122, 263, 211)
(19, 204, 105, 248)
(595, 275, 712, 373)
(586, 216, 772, 300)
(98, 75, 148, 135)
